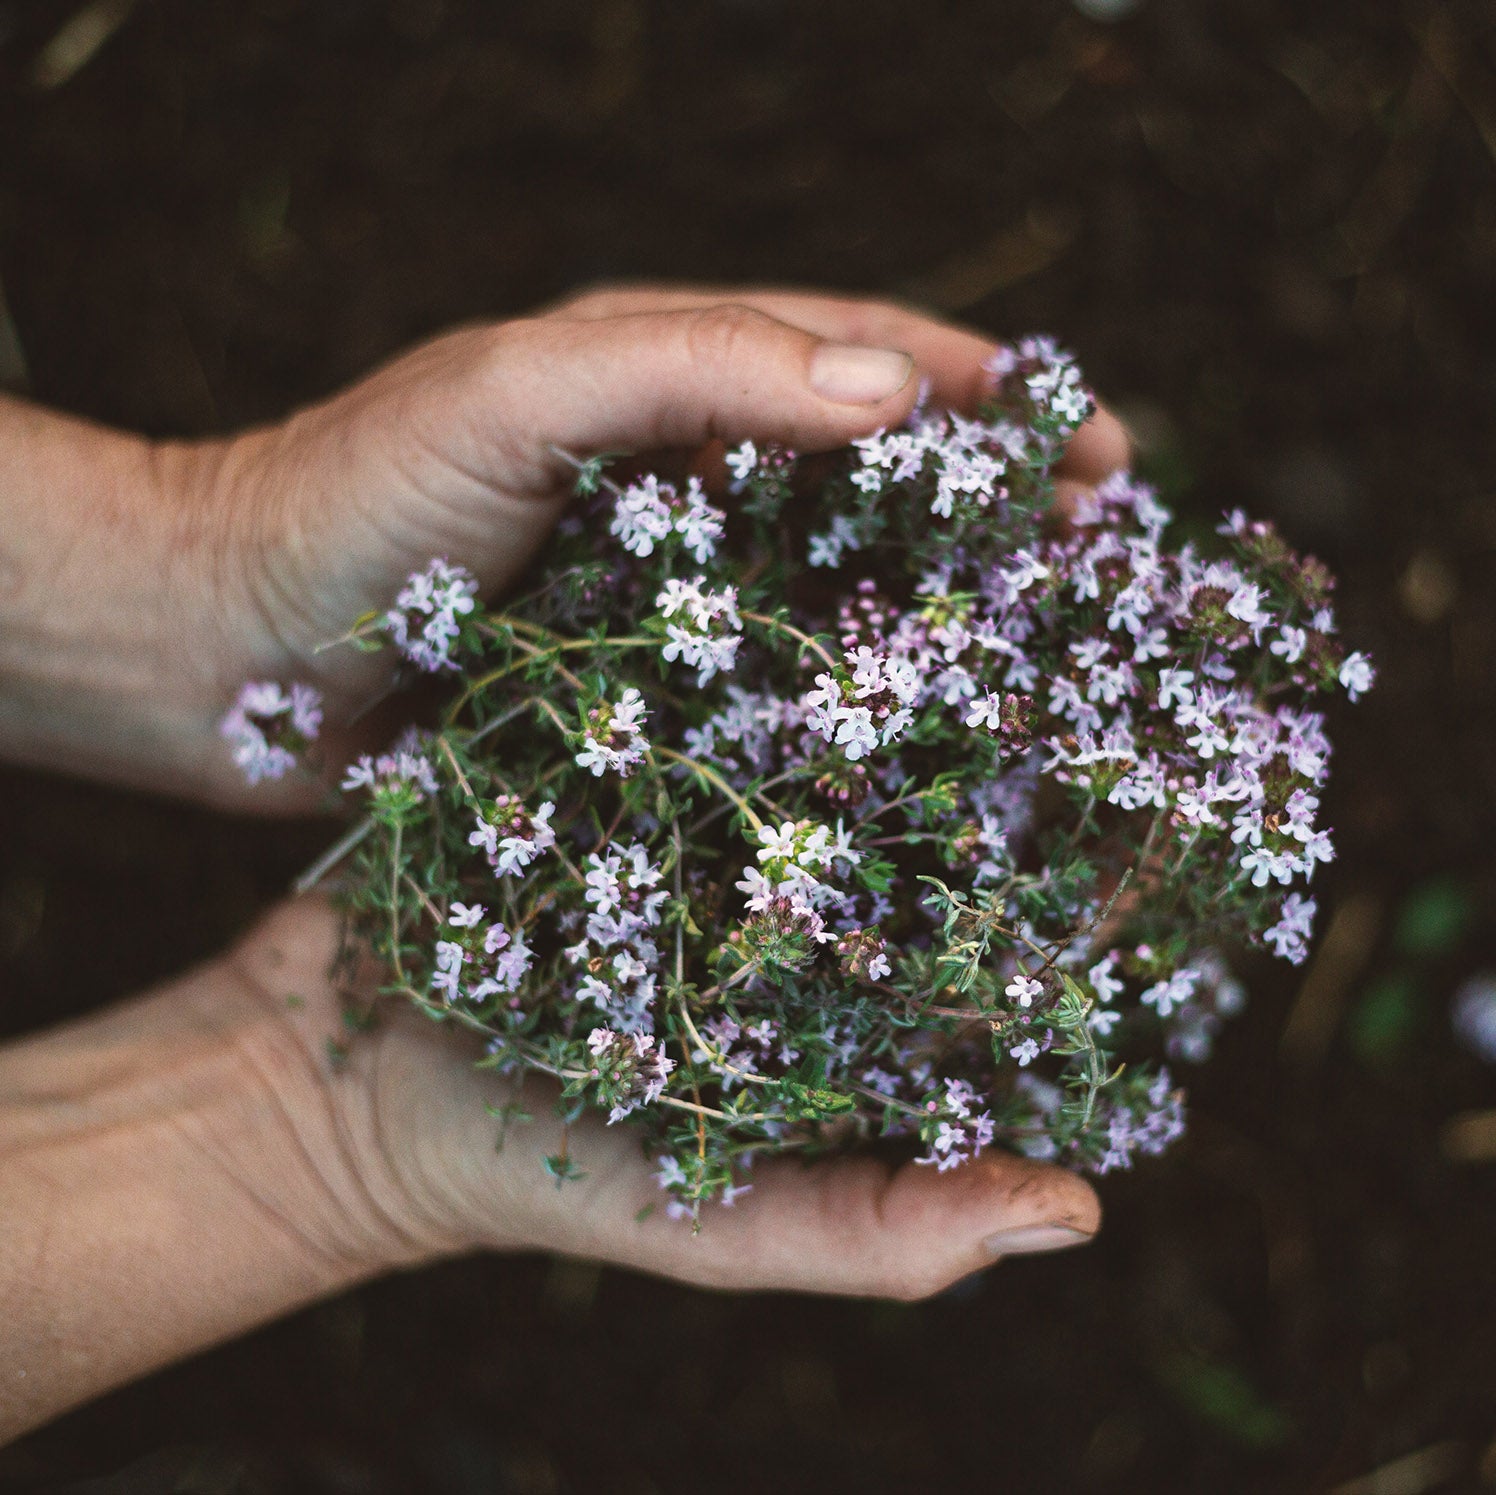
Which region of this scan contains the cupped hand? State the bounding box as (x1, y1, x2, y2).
(174, 284, 1129, 808)
(233, 897, 1102, 1298)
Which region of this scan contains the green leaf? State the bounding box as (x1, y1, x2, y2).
(1349, 971, 1423, 1068)
(1059, 972, 1090, 1004)
(1155, 1353, 1292, 1451)
(1392, 877, 1472, 958)
(484, 1100, 532, 1123)
(804, 1088, 856, 1116)
(543, 1153, 588, 1187)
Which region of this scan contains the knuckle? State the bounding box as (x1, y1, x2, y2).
(882, 1260, 955, 1303)
(682, 303, 772, 372)
(848, 298, 914, 342)
(547, 281, 638, 319)
(477, 315, 539, 366)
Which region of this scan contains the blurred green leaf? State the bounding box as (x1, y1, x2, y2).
(1349, 972, 1423, 1068)
(1156, 1354, 1292, 1451)
(1392, 877, 1472, 958)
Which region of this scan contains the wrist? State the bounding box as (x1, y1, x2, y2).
(224, 897, 519, 1261)
(0, 903, 461, 1438)
(202, 898, 477, 1273)
(0, 398, 240, 796)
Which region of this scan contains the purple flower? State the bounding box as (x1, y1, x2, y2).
(1453, 974, 1496, 1063)
(384, 558, 478, 672)
(220, 680, 323, 784)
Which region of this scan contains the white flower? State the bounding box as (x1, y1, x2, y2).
(1271, 627, 1307, 665)
(1156, 668, 1194, 710)
(1141, 967, 1200, 1019)
(756, 822, 800, 864)
(1339, 651, 1374, 701)
(1006, 974, 1043, 1008)
(1089, 954, 1124, 1005)
(725, 440, 758, 483)
(965, 691, 1005, 731)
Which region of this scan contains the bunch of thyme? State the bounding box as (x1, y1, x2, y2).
(224, 338, 1371, 1221)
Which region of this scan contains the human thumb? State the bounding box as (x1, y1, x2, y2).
(488, 302, 917, 470)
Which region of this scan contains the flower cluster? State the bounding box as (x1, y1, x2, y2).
(385, 557, 479, 671)
(611, 474, 725, 564)
(805, 647, 920, 761)
(227, 337, 1369, 1222)
(576, 688, 650, 778)
(341, 730, 439, 806)
(469, 795, 557, 877)
(656, 577, 743, 685)
(432, 900, 534, 1006)
(220, 680, 323, 784)
(586, 1028, 676, 1123)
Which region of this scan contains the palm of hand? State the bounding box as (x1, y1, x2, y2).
(233, 897, 1101, 1297)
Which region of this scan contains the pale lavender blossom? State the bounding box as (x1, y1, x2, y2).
(221, 681, 324, 784)
(1452, 974, 1496, 1063)
(656, 576, 742, 685)
(576, 688, 650, 777)
(1339, 651, 1375, 701)
(1010, 1037, 1043, 1067)
(1089, 954, 1124, 1004)
(1141, 967, 1200, 1020)
(1263, 892, 1316, 965)
(808, 515, 863, 568)
(384, 558, 478, 672)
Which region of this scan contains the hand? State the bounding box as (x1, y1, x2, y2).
(157, 284, 1128, 808)
(0, 891, 1101, 1440)
(236, 896, 1103, 1297)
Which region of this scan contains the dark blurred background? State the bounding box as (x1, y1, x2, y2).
(2, 1, 1495, 1490)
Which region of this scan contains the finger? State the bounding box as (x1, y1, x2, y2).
(439, 1068, 1100, 1301)
(547, 283, 1001, 416)
(1051, 475, 1094, 526)
(586, 1147, 1101, 1301)
(549, 283, 1131, 479)
(1057, 404, 1131, 485)
(484, 305, 920, 475)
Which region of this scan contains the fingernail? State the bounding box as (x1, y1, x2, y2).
(982, 1223, 1093, 1259)
(809, 344, 914, 405)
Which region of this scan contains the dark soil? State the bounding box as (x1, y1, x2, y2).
(2, 1, 1495, 1491)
